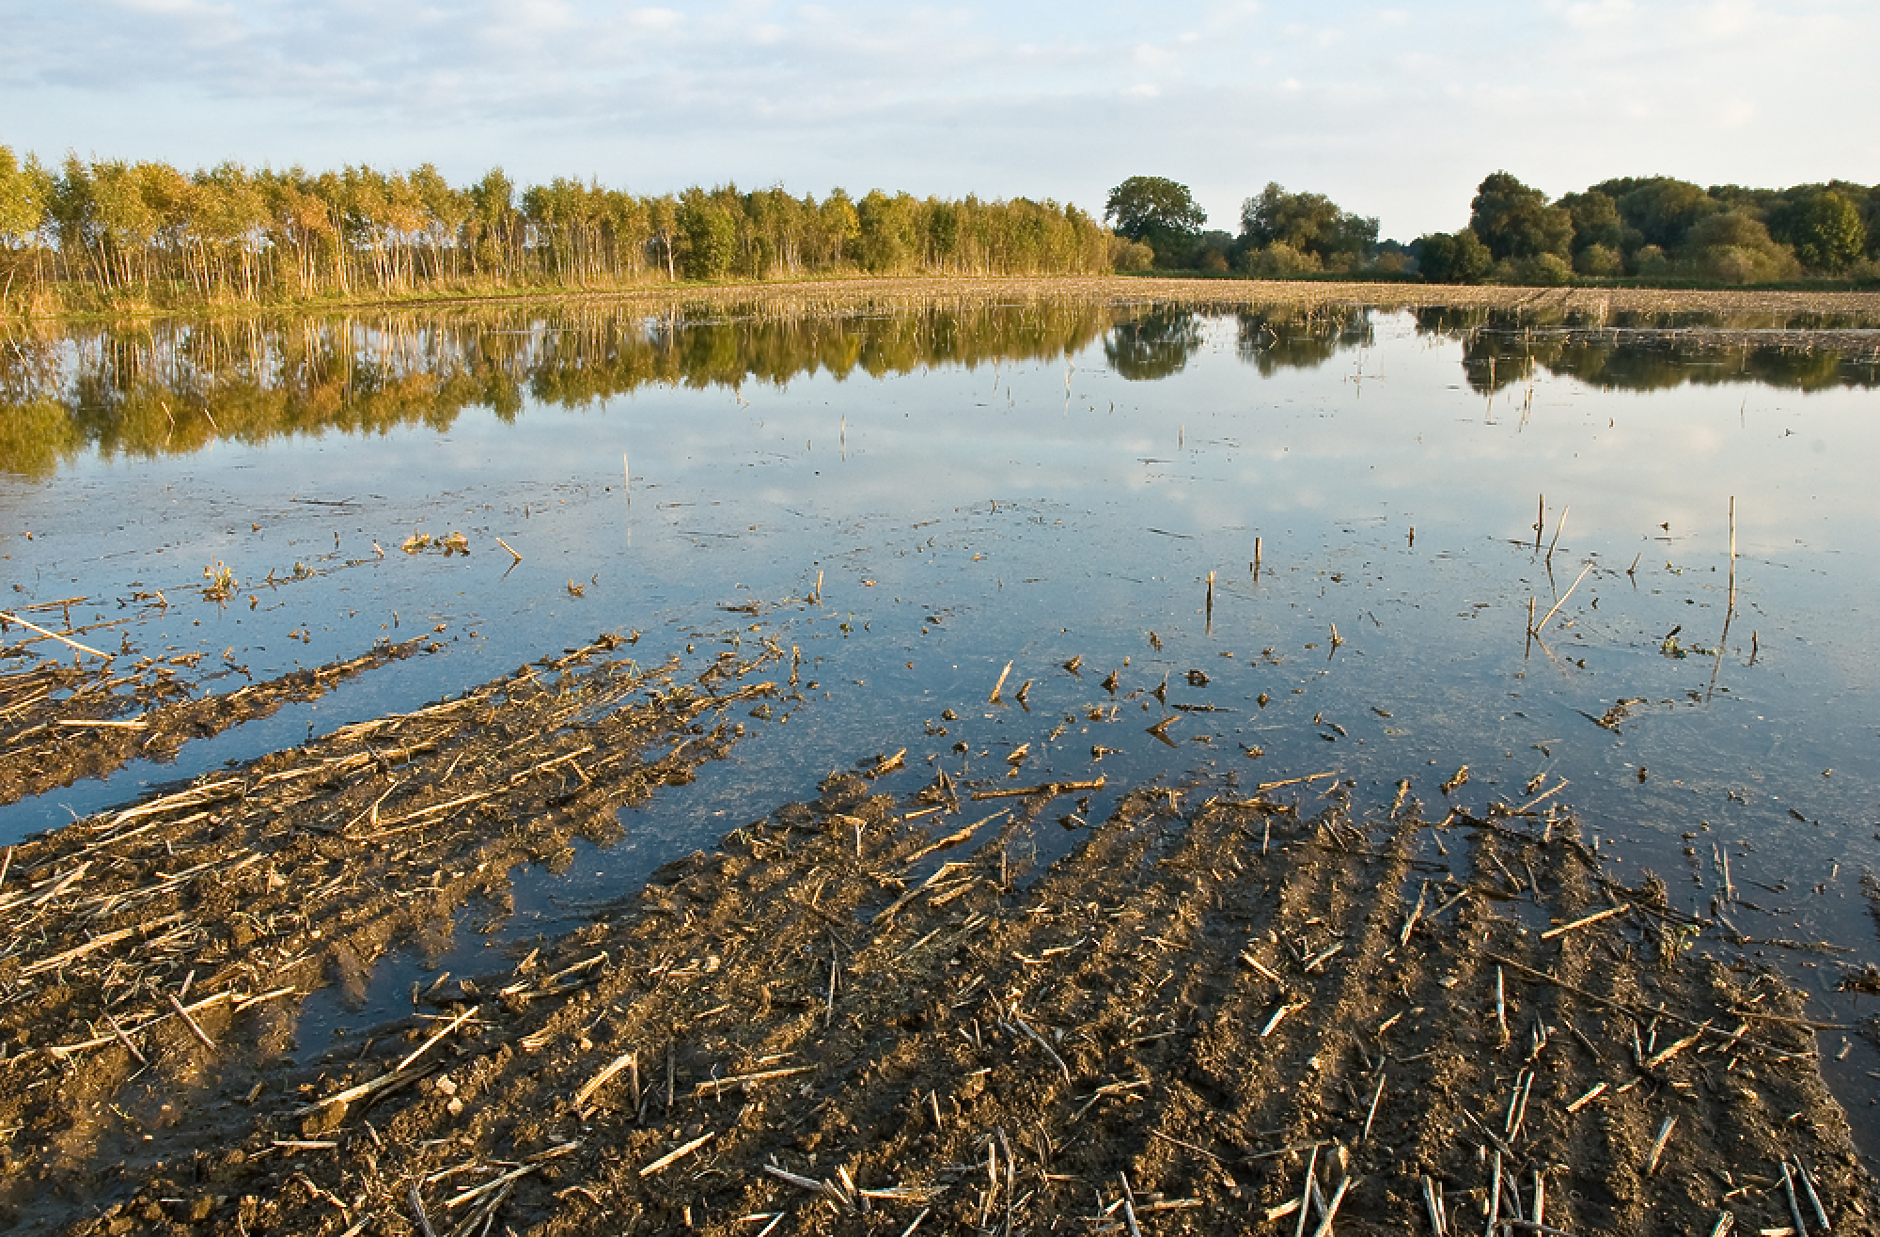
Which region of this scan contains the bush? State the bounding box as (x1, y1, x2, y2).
(1574, 243, 1623, 277)
(1242, 242, 1323, 278)
(1414, 230, 1491, 283)
(1632, 245, 1670, 276)
(1515, 253, 1573, 286)
(1110, 236, 1156, 272)
(1683, 210, 1799, 283)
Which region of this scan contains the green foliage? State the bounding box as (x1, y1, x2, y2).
(1513, 252, 1573, 286)
(0, 145, 44, 246)
(1682, 210, 1799, 283)
(1790, 191, 1865, 271)
(1414, 230, 1491, 284)
(1104, 176, 1205, 266)
(1242, 242, 1322, 278)
(0, 151, 1118, 309)
(1558, 190, 1624, 255)
(1110, 236, 1155, 272)
(1469, 172, 1572, 261)
(1240, 183, 1378, 266)
(1597, 177, 1720, 251)
(1574, 243, 1624, 277)
(677, 187, 738, 280)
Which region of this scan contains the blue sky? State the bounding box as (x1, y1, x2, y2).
(4, 0, 1876, 239)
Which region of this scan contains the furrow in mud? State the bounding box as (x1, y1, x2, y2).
(4, 759, 1875, 1236)
(0, 636, 434, 807)
(0, 631, 789, 1232)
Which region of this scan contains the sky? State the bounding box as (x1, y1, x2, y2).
(3, 0, 1877, 241)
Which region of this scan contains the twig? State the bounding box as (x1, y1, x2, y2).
(1256, 771, 1340, 792)
(408, 1183, 439, 1237)
(573, 1052, 636, 1111)
(0, 612, 110, 659)
(1005, 1016, 1073, 1083)
(640, 1132, 713, 1177)
(970, 777, 1104, 801)
(1530, 563, 1594, 637)
(1646, 1116, 1676, 1175)
(1540, 904, 1629, 940)
(166, 992, 216, 1050)
(396, 1005, 480, 1073)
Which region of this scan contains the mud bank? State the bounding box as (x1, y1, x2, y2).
(0, 632, 1873, 1234)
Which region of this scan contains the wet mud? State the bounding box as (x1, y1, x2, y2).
(0, 629, 1873, 1234)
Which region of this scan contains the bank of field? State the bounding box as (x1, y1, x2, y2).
(0, 622, 1874, 1235)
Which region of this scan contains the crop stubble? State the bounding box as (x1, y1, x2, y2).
(0, 621, 1872, 1234)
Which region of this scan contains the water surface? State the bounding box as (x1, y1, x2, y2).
(3, 294, 1877, 1113)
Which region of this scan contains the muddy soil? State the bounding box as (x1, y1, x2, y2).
(0, 638, 437, 808)
(0, 624, 1873, 1236)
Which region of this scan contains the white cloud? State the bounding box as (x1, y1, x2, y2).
(2, 0, 1875, 240)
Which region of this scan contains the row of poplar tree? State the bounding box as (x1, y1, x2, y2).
(0, 148, 1119, 309)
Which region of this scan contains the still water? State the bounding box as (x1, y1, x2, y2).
(3, 295, 1877, 1091)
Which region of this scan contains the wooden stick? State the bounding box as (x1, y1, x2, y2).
(1308, 1174, 1351, 1237)
(640, 1131, 713, 1177)
(573, 1052, 637, 1110)
(989, 661, 1012, 704)
(496, 537, 523, 563)
(1360, 1072, 1386, 1143)
(1422, 1175, 1447, 1237)
(1256, 771, 1339, 792)
(0, 612, 110, 659)
(693, 1064, 816, 1098)
(1531, 563, 1593, 637)
(1292, 1146, 1319, 1237)
(166, 992, 217, 1050)
(970, 777, 1104, 801)
(1726, 496, 1737, 612)
(1005, 1016, 1073, 1083)
(1540, 904, 1629, 939)
(1793, 1159, 1832, 1234)
(1646, 1116, 1676, 1175)
(396, 1004, 480, 1073)
(1781, 1162, 1809, 1237)
(1565, 1082, 1607, 1113)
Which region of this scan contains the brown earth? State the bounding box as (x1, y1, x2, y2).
(0, 621, 1874, 1235)
(0, 638, 436, 808)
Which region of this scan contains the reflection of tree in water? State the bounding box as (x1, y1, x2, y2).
(1103, 309, 1204, 381)
(1413, 307, 1880, 396)
(1236, 307, 1374, 375)
(0, 299, 1114, 478)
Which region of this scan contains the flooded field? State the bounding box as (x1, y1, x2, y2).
(3, 285, 1879, 1234)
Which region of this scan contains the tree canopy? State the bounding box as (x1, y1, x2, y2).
(1468, 172, 1572, 261)
(1239, 183, 1378, 268)
(1104, 176, 1205, 266)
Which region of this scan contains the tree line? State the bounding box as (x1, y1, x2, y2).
(1106, 173, 1880, 285)
(0, 147, 1117, 313)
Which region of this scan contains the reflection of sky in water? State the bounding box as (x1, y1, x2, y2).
(2, 308, 1877, 1028)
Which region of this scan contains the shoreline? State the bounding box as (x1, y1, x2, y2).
(14, 273, 1880, 329)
